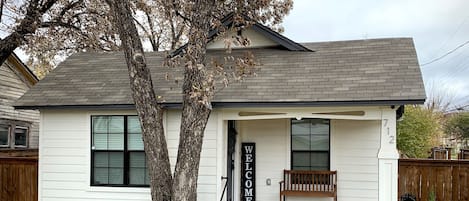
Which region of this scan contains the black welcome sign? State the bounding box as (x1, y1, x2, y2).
(241, 143, 255, 201)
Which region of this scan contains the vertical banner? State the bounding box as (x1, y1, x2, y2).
(241, 143, 255, 201)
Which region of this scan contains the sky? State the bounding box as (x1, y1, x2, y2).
(3, 0, 468, 110)
(282, 0, 469, 110)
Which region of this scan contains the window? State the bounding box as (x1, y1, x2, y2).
(0, 126, 9, 147)
(0, 120, 30, 149)
(291, 119, 330, 170)
(91, 115, 149, 186)
(14, 127, 28, 147)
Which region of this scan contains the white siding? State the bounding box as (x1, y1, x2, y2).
(0, 61, 39, 148)
(331, 120, 380, 201)
(166, 110, 219, 200)
(236, 119, 380, 201)
(39, 110, 220, 201)
(40, 109, 382, 201)
(237, 119, 289, 201)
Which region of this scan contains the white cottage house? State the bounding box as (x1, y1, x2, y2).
(15, 15, 425, 201)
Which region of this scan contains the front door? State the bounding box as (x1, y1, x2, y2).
(226, 120, 237, 201)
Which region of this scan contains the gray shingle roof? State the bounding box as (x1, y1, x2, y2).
(15, 38, 426, 109)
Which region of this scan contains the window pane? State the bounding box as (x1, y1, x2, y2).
(128, 134, 144, 150)
(109, 152, 124, 168)
(93, 152, 124, 185)
(109, 168, 124, 184)
(109, 116, 124, 133)
(310, 135, 329, 151)
(93, 167, 108, 184)
(292, 120, 310, 135)
(93, 116, 108, 133)
(292, 135, 310, 150)
(130, 152, 146, 168)
(311, 119, 329, 135)
(93, 134, 108, 150)
(94, 152, 109, 167)
(0, 126, 9, 146)
(145, 170, 150, 185)
(129, 168, 146, 185)
(14, 127, 27, 146)
(129, 152, 147, 185)
(127, 116, 141, 133)
(292, 152, 310, 167)
(108, 133, 124, 150)
(310, 152, 329, 170)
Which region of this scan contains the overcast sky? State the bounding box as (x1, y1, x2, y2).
(4, 0, 468, 109)
(282, 0, 469, 109)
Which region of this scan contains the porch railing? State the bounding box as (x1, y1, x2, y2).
(279, 169, 337, 201)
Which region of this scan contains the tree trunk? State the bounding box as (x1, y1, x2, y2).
(171, 1, 214, 200)
(105, 1, 172, 201)
(0, 0, 44, 65)
(108, 0, 217, 200)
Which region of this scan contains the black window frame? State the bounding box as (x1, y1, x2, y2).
(290, 118, 331, 171)
(90, 115, 149, 187)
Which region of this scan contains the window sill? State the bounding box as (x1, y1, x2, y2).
(87, 186, 150, 193)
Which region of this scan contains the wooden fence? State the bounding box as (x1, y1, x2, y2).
(399, 159, 469, 201)
(0, 156, 38, 201)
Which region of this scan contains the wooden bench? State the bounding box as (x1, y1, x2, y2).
(279, 169, 337, 201)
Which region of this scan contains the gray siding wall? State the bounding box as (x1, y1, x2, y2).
(0, 61, 39, 149)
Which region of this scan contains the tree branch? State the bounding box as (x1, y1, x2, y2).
(0, 0, 4, 22)
(40, 21, 81, 31)
(39, 0, 57, 13)
(58, 0, 83, 17)
(171, 0, 190, 23)
(144, 9, 159, 51)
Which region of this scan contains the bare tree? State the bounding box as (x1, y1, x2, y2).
(2, 0, 293, 199)
(106, 0, 293, 200)
(0, 0, 58, 65)
(425, 80, 455, 112)
(0, 0, 118, 74)
(0, 0, 185, 78)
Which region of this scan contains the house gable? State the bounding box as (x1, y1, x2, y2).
(5, 53, 38, 87)
(0, 53, 40, 149)
(207, 27, 278, 49)
(171, 13, 311, 57)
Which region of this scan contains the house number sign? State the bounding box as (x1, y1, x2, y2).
(241, 143, 256, 201)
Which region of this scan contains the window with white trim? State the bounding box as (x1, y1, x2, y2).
(91, 115, 149, 186)
(291, 119, 330, 170)
(0, 120, 30, 149)
(14, 126, 28, 147)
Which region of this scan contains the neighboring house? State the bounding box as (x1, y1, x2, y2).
(0, 53, 39, 150)
(15, 16, 425, 201)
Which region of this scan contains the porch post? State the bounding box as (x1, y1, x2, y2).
(377, 108, 399, 201)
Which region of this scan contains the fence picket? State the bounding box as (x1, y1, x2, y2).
(399, 159, 469, 201)
(0, 157, 38, 201)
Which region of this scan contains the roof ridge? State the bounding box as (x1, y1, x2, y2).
(299, 37, 414, 45)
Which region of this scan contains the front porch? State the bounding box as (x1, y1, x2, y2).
(218, 106, 399, 201)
